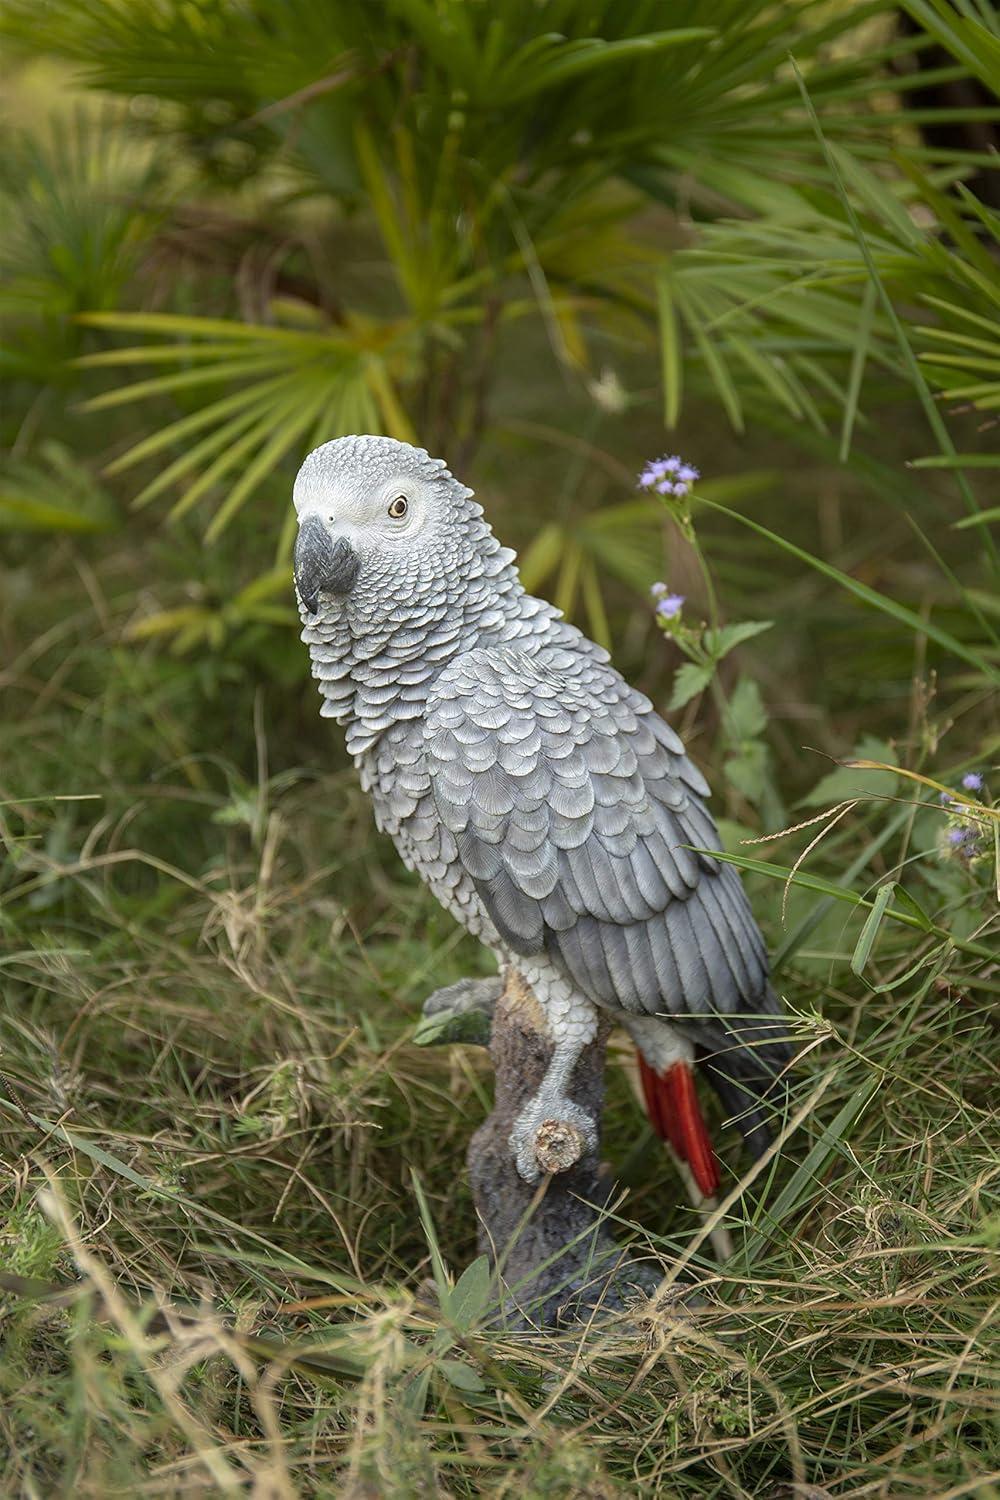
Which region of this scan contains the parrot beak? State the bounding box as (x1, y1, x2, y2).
(294, 515, 359, 612)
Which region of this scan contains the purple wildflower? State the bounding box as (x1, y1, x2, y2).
(650, 582, 669, 598)
(961, 772, 984, 793)
(637, 453, 700, 494)
(943, 815, 984, 864)
(656, 593, 685, 620)
(938, 791, 954, 805)
(959, 829, 983, 857)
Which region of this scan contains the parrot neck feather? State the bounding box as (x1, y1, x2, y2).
(300, 549, 562, 755)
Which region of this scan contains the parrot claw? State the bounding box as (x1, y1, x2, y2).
(413, 976, 502, 1047)
(421, 976, 502, 1018)
(509, 1092, 598, 1182)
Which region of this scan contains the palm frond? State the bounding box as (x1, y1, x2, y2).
(662, 170, 1000, 463)
(0, 108, 165, 380)
(77, 312, 418, 536)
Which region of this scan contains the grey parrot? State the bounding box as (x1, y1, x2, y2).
(292, 435, 791, 1192)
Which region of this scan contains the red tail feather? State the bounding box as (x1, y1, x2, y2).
(638, 1055, 720, 1198)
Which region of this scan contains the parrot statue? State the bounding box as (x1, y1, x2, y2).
(292, 435, 791, 1193)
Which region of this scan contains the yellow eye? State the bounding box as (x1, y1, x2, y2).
(387, 495, 408, 519)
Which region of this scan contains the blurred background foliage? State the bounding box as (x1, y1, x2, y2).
(2, 0, 997, 805)
(1, 3, 999, 1494)
(1, 1, 997, 649)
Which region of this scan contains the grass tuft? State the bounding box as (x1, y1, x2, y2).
(1, 502, 997, 1493)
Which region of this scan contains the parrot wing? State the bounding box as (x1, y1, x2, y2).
(423, 642, 775, 1023)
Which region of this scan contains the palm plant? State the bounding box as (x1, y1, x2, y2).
(2, 0, 997, 646)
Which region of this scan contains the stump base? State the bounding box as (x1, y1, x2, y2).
(466, 975, 658, 1327)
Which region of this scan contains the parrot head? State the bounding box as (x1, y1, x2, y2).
(292, 435, 512, 625)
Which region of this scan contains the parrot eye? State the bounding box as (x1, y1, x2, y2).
(387, 495, 408, 519)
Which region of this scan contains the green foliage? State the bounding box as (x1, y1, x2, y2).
(663, 170, 1000, 449)
(902, 0, 1000, 95)
(9, 0, 999, 612)
(801, 735, 900, 808)
(0, 108, 165, 378)
(0, 602, 996, 1490)
(0, 441, 117, 532)
(1, 3, 999, 1494)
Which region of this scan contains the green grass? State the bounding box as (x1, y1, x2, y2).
(1, 432, 997, 1495)
(2, 9, 999, 1490)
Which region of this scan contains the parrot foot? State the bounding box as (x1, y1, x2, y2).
(422, 976, 502, 1018)
(509, 1090, 598, 1183)
(412, 976, 503, 1047)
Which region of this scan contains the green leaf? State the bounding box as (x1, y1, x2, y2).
(0, 489, 111, 533)
(436, 1357, 485, 1394)
(125, 607, 214, 642)
(656, 267, 682, 429)
(954, 505, 1000, 528)
(204, 387, 330, 540)
(580, 556, 612, 653)
(77, 353, 285, 411)
(518, 523, 565, 593)
(900, 0, 1000, 95)
(668, 662, 714, 711)
(724, 676, 767, 740)
(891, 885, 935, 933)
(446, 1254, 492, 1333)
(684, 306, 745, 432)
(850, 880, 896, 975)
(725, 742, 769, 804)
(912, 454, 1000, 470)
(503, 30, 715, 103)
(104, 374, 298, 476)
(703, 620, 774, 662)
(0, 445, 117, 533)
(840, 280, 877, 460)
(410, 1171, 450, 1307)
(77, 311, 315, 342)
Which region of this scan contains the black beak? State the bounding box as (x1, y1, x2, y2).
(293, 516, 359, 613)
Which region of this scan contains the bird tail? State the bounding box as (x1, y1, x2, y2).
(694, 993, 794, 1161)
(637, 1053, 720, 1197)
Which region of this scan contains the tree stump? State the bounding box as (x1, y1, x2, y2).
(417, 969, 659, 1327)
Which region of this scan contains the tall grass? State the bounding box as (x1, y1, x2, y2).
(2, 372, 997, 1493)
(2, 4, 999, 1495)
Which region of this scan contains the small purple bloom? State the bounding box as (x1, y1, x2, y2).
(938, 791, 954, 805)
(947, 828, 966, 846)
(637, 452, 700, 494)
(656, 593, 685, 620)
(650, 581, 668, 598)
(961, 772, 984, 793)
